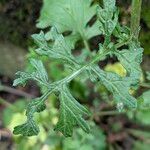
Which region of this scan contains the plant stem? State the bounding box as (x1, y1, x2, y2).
(127, 129, 150, 142)
(83, 38, 91, 52)
(131, 0, 142, 40)
(49, 38, 131, 89)
(0, 84, 34, 99)
(140, 83, 150, 88)
(95, 110, 124, 116)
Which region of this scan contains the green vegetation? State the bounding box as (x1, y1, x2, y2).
(1, 0, 150, 150)
(12, 0, 144, 137)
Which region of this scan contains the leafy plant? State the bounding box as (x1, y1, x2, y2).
(13, 0, 143, 137)
(2, 98, 106, 150)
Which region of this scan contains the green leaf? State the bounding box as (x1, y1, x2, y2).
(31, 31, 48, 53)
(97, 0, 118, 36)
(13, 71, 33, 86)
(12, 0, 144, 137)
(37, 0, 99, 46)
(92, 66, 137, 108)
(13, 59, 48, 87)
(13, 119, 39, 136)
(114, 42, 143, 83)
(13, 96, 47, 136)
(33, 28, 80, 69)
(55, 85, 90, 137)
(113, 23, 131, 43)
(30, 59, 48, 83)
(103, 0, 116, 11)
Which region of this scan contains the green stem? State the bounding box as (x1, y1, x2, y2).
(49, 39, 130, 90)
(51, 48, 109, 88)
(95, 110, 124, 116)
(131, 0, 142, 40)
(83, 38, 91, 52)
(140, 83, 150, 88)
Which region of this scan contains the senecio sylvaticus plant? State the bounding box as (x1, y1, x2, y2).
(13, 0, 143, 137)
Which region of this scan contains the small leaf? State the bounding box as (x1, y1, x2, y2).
(32, 31, 48, 52)
(13, 59, 48, 87)
(114, 42, 143, 83)
(13, 71, 32, 86)
(97, 0, 118, 36)
(55, 85, 90, 137)
(13, 96, 47, 136)
(34, 28, 80, 69)
(13, 119, 39, 136)
(30, 59, 48, 83)
(103, 0, 116, 11)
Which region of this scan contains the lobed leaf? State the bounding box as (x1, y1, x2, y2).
(33, 27, 80, 70)
(13, 0, 143, 137)
(13, 71, 33, 87)
(13, 119, 39, 136)
(97, 0, 118, 36)
(13, 59, 48, 87)
(13, 96, 47, 136)
(30, 59, 48, 83)
(92, 66, 137, 108)
(114, 42, 143, 84)
(55, 85, 90, 137)
(37, 0, 100, 49)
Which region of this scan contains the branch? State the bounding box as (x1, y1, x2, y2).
(0, 84, 34, 99)
(48, 39, 131, 90)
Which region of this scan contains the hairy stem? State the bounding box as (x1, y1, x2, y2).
(131, 0, 142, 40)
